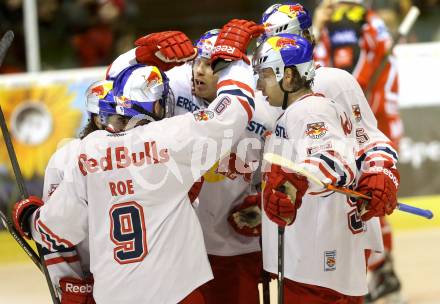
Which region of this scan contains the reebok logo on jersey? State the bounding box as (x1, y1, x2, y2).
(78, 141, 169, 176)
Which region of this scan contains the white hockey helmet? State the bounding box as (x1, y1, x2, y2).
(85, 79, 114, 115)
(253, 33, 315, 82)
(261, 3, 313, 39)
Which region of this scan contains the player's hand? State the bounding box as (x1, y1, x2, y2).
(263, 164, 309, 226)
(228, 193, 262, 236)
(135, 31, 197, 71)
(12, 196, 44, 239)
(357, 166, 400, 221)
(59, 276, 95, 304)
(188, 176, 204, 204)
(211, 19, 264, 67)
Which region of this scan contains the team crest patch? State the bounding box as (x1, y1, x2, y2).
(352, 104, 362, 122)
(305, 122, 328, 139)
(324, 250, 336, 272)
(193, 110, 214, 121)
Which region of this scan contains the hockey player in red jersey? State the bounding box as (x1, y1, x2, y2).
(11, 28, 260, 303)
(314, 0, 402, 149)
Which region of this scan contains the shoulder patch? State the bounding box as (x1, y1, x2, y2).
(193, 109, 215, 121)
(305, 122, 328, 139)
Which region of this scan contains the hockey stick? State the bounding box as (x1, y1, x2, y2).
(264, 153, 434, 219)
(0, 31, 43, 269)
(277, 226, 285, 304)
(365, 6, 420, 99)
(0, 31, 60, 304)
(0, 105, 60, 304)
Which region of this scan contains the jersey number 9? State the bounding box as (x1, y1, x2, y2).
(110, 201, 148, 264)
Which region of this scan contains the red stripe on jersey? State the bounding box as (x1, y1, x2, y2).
(45, 255, 80, 266)
(237, 97, 253, 122)
(364, 153, 394, 165)
(217, 80, 255, 97)
(304, 159, 337, 185)
(327, 151, 354, 183)
(357, 141, 395, 158)
(37, 220, 74, 248)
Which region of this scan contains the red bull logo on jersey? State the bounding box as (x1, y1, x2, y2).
(193, 110, 214, 121)
(305, 122, 328, 139)
(267, 37, 297, 51)
(78, 141, 169, 176)
(352, 104, 362, 122)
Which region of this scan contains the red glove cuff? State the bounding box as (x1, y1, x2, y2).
(60, 277, 94, 304)
(12, 196, 44, 239)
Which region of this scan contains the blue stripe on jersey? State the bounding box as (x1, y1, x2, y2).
(312, 153, 347, 187)
(41, 245, 77, 256)
(356, 146, 398, 170)
(38, 228, 71, 251)
(217, 89, 255, 109)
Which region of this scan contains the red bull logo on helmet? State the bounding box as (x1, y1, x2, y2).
(144, 66, 163, 88)
(267, 36, 297, 51)
(115, 95, 132, 108)
(279, 4, 305, 18)
(91, 82, 113, 99)
(305, 122, 328, 139)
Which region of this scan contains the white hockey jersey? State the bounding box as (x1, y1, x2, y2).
(31, 62, 255, 304)
(196, 89, 282, 256)
(109, 48, 283, 256)
(262, 94, 372, 296)
(41, 138, 91, 294)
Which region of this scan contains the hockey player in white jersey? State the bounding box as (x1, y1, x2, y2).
(11, 28, 260, 303)
(36, 81, 114, 303)
(260, 3, 401, 302)
(255, 33, 398, 302)
(107, 22, 283, 303)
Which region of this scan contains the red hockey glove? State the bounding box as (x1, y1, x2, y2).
(228, 193, 262, 237)
(188, 176, 204, 204)
(12, 196, 44, 239)
(356, 167, 400, 221)
(135, 31, 196, 71)
(263, 164, 309, 227)
(60, 277, 95, 304)
(211, 19, 264, 66)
